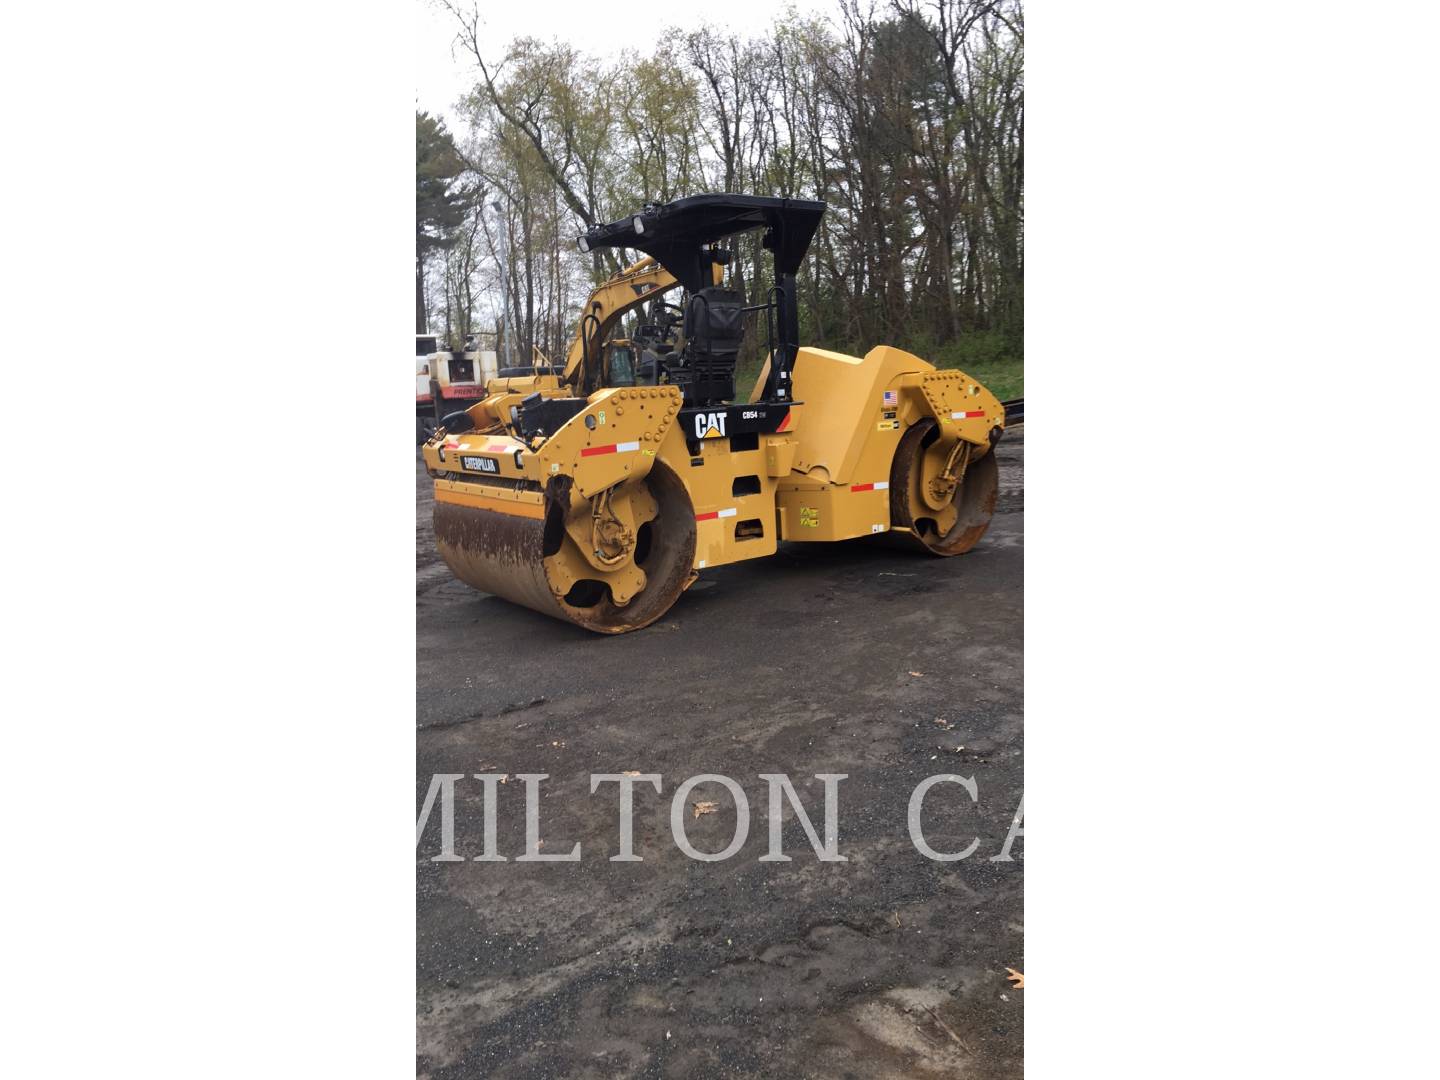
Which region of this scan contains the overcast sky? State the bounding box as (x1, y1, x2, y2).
(415, 0, 836, 131)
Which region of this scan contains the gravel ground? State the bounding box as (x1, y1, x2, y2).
(417, 428, 1023, 1078)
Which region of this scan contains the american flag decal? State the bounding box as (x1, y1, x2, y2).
(883, 390, 898, 406)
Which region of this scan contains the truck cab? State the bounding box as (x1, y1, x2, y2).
(429, 342, 498, 429)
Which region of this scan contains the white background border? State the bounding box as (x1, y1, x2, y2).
(3, 0, 1437, 1074)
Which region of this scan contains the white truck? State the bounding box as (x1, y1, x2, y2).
(425, 339, 497, 434)
(416, 334, 443, 443)
(416, 335, 500, 443)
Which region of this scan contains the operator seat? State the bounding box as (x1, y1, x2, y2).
(673, 287, 745, 404)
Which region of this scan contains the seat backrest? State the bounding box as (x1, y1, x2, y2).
(684, 288, 744, 355)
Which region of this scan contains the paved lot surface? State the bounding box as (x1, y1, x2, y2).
(417, 429, 1023, 1078)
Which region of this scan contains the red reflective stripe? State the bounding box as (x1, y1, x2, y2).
(851, 482, 875, 492)
(695, 510, 720, 521)
(776, 411, 792, 432)
(960, 410, 984, 418)
(580, 444, 617, 457)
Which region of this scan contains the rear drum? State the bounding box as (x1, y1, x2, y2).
(888, 417, 1000, 556)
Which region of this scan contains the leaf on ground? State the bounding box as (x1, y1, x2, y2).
(909, 671, 925, 677)
(622, 770, 642, 777)
(693, 800, 719, 819)
(1005, 968, 1024, 989)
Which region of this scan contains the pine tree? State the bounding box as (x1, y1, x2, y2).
(416, 111, 468, 332)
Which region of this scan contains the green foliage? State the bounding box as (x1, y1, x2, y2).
(731, 332, 1021, 406)
(934, 347, 1024, 401)
(733, 355, 766, 404)
(903, 330, 1023, 399)
(416, 111, 467, 258)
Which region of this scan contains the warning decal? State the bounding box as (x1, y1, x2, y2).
(580, 440, 641, 457)
(695, 507, 738, 522)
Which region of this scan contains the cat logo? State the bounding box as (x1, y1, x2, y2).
(694, 411, 728, 439)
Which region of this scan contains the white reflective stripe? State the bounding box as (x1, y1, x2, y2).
(615, 440, 641, 452)
(875, 481, 889, 490)
(718, 507, 738, 518)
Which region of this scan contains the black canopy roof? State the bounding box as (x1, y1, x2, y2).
(579, 193, 827, 292)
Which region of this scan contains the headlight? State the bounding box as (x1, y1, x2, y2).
(633, 216, 646, 234)
(577, 235, 590, 253)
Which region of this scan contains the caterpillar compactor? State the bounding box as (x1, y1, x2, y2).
(421, 193, 1004, 633)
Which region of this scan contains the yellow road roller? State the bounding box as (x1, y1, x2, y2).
(421, 193, 1004, 633)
